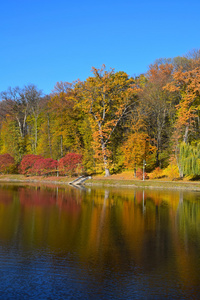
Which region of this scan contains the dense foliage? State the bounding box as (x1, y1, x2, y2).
(59, 153, 82, 176)
(32, 158, 58, 176)
(20, 154, 43, 175)
(1, 49, 200, 178)
(0, 154, 16, 174)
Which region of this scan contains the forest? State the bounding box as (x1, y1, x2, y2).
(1, 49, 200, 179)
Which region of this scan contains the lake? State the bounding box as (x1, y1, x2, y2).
(0, 182, 199, 299)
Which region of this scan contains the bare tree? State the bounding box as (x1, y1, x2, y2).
(0, 86, 29, 138)
(23, 84, 43, 153)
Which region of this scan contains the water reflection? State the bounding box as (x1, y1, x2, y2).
(0, 183, 199, 298)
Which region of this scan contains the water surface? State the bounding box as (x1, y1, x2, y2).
(0, 183, 199, 299)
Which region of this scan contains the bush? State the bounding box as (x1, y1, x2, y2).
(33, 158, 58, 176)
(0, 154, 16, 174)
(19, 154, 43, 175)
(149, 167, 164, 179)
(59, 153, 83, 176)
(136, 168, 148, 180)
(163, 164, 180, 180)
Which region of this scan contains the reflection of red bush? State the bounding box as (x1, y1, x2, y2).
(19, 188, 56, 206)
(0, 191, 13, 204)
(59, 153, 82, 176)
(0, 154, 15, 174)
(19, 187, 82, 214)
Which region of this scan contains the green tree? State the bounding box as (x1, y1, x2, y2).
(178, 142, 200, 177)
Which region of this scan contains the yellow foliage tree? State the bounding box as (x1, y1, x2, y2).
(122, 118, 156, 176)
(75, 65, 137, 176)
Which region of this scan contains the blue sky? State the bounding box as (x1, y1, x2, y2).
(1, 0, 200, 95)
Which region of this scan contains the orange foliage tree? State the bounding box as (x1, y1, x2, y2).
(75, 65, 137, 176)
(164, 65, 200, 176)
(0, 154, 16, 174)
(165, 66, 200, 143)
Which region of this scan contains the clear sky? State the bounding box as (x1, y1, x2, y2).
(1, 0, 200, 95)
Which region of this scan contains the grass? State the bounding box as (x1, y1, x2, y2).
(0, 174, 71, 183)
(87, 178, 200, 190)
(85, 171, 200, 190)
(0, 172, 200, 191)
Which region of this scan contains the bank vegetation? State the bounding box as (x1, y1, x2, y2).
(1, 50, 200, 181)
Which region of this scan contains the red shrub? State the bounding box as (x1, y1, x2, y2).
(136, 168, 148, 180)
(33, 158, 58, 176)
(0, 154, 16, 174)
(19, 154, 43, 175)
(59, 153, 82, 176)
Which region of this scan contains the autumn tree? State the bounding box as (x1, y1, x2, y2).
(163, 65, 200, 177)
(0, 118, 24, 161)
(46, 83, 84, 160)
(23, 84, 43, 153)
(0, 84, 43, 158)
(165, 65, 200, 144)
(0, 154, 16, 174)
(122, 115, 156, 176)
(0, 86, 29, 138)
(36, 95, 53, 158)
(75, 65, 137, 176)
(138, 62, 175, 167)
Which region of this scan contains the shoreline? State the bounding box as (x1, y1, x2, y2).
(85, 179, 200, 191)
(0, 174, 200, 191)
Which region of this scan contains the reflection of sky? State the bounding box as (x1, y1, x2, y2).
(0, 185, 199, 298)
(0, 244, 195, 299)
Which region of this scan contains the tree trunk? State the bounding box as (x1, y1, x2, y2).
(16, 118, 23, 138)
(105, 167, 110, 177)
(61, 135, 63, 158)
(134, 166, 136, 178)
(183, 124, 189, 143)
(100, 139, 110, 177)
(156, 130, 161, 167)
(47, 114, 52, 158)
(175, 146, 183, 178)
(22, 112, 27, 137)
(34, 116, 38, 154)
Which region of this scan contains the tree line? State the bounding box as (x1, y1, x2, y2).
(1, 49, 200, 178)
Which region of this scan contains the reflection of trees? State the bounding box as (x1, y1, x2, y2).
(0, 186, 21, 241)
(0, 184, 200, 295)
(96, 190, 109, 248)
(0, 184, 84, 249)
(169, 193, 200, 294)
